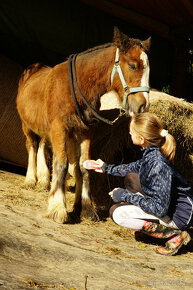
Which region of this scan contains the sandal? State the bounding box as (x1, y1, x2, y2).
(141, 221, 181, 239)
(156, 231, 191, 256)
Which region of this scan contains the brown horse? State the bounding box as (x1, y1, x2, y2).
(16, 27, 151, 223)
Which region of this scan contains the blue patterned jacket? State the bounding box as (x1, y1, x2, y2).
(102, 146, 193, 229)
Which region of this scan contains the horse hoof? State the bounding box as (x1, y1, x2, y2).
(68, 211, 81, 224)
(36, 175, 50, 190)
(24, 179, 37, 189)
(36, 181, 50, 191)
(46, 205, 68, 223)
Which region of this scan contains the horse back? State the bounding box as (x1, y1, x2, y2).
(18, 63, 49, 92)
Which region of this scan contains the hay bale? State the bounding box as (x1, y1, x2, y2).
(149, 91, 193, 185)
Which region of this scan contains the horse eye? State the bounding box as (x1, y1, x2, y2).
(129, 64, 136, 70)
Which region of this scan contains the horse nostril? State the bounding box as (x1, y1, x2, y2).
(128, 94, 148, 114)
(139, 104, 146, 113)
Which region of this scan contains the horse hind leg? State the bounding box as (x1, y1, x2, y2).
(36, 137, 51, 190)
(22, 123, 38, 188)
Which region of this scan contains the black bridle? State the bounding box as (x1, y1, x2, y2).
(68, 53, 122, 126)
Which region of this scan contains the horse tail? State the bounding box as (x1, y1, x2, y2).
(18, 63, 48, 90)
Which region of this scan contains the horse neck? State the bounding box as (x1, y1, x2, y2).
(76, 46, 115, 100)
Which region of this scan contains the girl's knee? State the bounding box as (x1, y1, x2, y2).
(109, 204, 118, 219)
(109, 202, 129, 219)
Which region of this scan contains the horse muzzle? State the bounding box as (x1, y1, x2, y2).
(125, 92, 150, 116)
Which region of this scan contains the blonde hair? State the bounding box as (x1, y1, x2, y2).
(131, 112, 176, 163)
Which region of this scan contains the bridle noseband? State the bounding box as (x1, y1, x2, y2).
(111, 47, 150, 110)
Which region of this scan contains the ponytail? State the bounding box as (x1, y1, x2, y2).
(131, 112, 176, 163)
(160, 133, 176, 163)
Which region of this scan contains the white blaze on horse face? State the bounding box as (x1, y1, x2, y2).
(140, 51, 150, 110)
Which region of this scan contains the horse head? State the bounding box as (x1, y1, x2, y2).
(111, 27, 151, 115)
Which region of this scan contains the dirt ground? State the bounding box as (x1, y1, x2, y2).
(0, 167, 193, 290)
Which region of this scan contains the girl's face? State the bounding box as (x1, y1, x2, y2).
(129, 121, 149, 148)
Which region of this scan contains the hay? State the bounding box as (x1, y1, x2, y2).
(149, 91, 193, 185)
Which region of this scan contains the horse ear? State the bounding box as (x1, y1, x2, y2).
(113, 26, 122, 47)
(113, 26, 131, 52)
(142, 37, 151, 52)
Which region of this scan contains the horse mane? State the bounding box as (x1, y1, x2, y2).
(76, 35, 150, 59)
(79, 42, 114, 56)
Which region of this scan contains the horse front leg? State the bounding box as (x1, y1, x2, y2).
(46, 122, 68, 223)
(47, 155, 68, 223)
(78, 139, 99, 221)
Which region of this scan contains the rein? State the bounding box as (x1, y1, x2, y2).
(68, 54, 124, 126)
(111, 48, 150, 110)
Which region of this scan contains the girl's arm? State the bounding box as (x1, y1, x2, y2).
(83, 159, 141, 176)
(101, 159, 141, 177)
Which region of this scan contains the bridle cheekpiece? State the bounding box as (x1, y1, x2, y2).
(111, 47, 150, 110)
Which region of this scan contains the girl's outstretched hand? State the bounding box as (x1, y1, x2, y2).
(83, 159, 104, 173)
